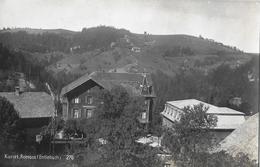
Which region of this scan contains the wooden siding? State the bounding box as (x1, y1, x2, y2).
(62, 76, 155, 124)
(66, 84, 102, 119)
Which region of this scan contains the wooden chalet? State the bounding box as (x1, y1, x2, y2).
(60, 71, 156, 124)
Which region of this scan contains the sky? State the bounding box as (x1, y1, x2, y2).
(0, 0, 259, 53)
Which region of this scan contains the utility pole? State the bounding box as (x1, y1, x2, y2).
(45, 83, 57, 154)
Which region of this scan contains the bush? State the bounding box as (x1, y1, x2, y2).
(0, 96, 25, 154)
(197, 151, 257, 167)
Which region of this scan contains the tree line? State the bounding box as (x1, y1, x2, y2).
(0, 26, 130, 53)
(0, 31, 72, 53)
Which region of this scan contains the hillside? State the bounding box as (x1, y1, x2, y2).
(145, 34, 239, 54)
(0, 26, 254, 77)
(48, 32, 252, 76)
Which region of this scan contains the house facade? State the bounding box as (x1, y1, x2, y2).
(161, 99, 246, 143)
(60, 71, 156, 124)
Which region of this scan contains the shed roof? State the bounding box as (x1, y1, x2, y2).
(0, 92, 55, 118)
(61, 71, 155, 97)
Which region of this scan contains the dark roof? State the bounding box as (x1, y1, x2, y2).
(61, 71, 156, 97)
(0, 92, 55, 118)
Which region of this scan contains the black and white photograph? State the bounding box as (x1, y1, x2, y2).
(0, 0, 259, 166)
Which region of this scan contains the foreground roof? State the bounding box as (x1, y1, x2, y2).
(0, 92, 55, 118)
(61, 71, 156, 97)
(216, 113, 258, 162)
(162, 99, 245, 130)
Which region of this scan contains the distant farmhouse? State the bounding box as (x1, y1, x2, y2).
(0, 87, 55, 142)
(161, 99, 245, 143)
(60, 71, 156, 126)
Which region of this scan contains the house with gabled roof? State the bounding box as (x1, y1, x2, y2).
(60, 71, 156, 125)
(0, 87, 55, 142)
(161, 99, 245, 143)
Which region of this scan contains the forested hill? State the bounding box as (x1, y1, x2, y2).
(1, 26, 253, 77)
(0, 26, 130, 53)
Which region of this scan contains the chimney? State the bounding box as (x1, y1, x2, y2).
(15, 86, 20, 96)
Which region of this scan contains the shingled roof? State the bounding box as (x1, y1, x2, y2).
(61, 71, 156, 97)
(215, 113, 258, 162)
(0, 92, 55, 118)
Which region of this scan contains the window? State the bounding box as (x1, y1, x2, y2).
(141, 112, 147, 119)
(74, 97, 80, 104)
(144, 100, 149, 110)
(172, 111, 176, 118)
(86, 109, 93, 118)
(144, 100, 150, 106)
(167, 107, 171, 115)
(176, 114, 180, 121)
(85, 96, 93, 105)
(73, 109, 80, 118)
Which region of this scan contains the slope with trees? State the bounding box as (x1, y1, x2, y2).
(151, 56, 258, 129)
(0, 43, 81, 94)
(1, 26, 253, 77)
